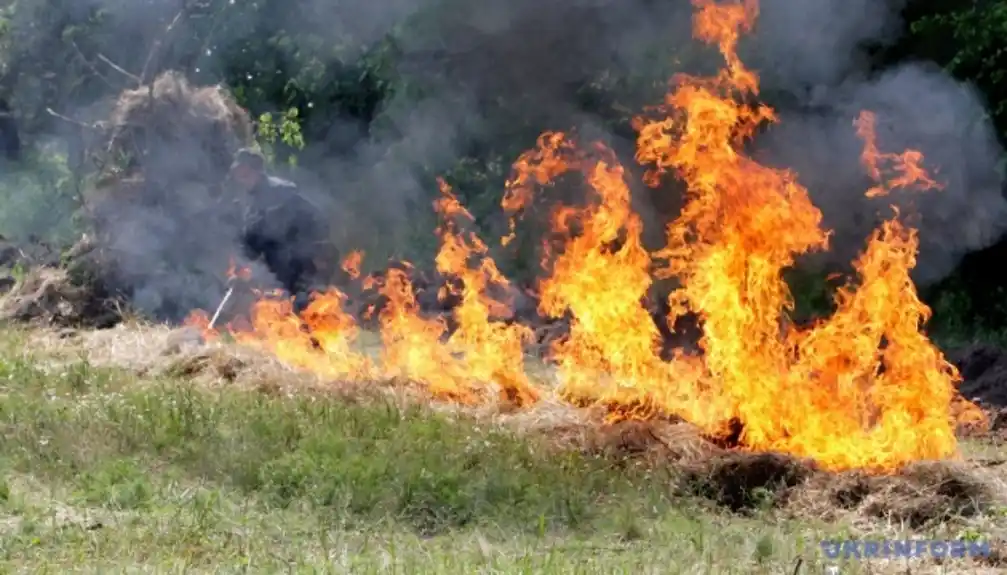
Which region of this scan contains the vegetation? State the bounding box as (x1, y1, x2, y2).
(0, 331, 874, 573)
(0, 2, 1006, 570)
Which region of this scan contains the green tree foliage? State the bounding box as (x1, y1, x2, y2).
(256, 108, 306, 166)
(904, 0, 1007, 134)
(0, 147, 79, 243)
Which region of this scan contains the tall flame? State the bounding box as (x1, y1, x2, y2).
(184, 0, 985, 473)
(434, 179, 539, 406)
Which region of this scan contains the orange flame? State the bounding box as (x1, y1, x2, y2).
(434, 178, 539, 406)
(181, 0, 985, 473)
(227, 256, 252, 281)
(854, 110, 943, 197)
(181, 308, 216, 339)
(373, 263, 475, 400)
(632, 0, 981, 470)
(342, 250, 363, 279)
(181, 255, 253, 340)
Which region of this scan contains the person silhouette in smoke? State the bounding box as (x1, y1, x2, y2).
(225, 148, 331, 310)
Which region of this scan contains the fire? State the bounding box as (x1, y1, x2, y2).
(855, 110, 943, 197)
(372, 262, 473, 401)
(182, 256, 254, 339)
(433, 179, 539, 406)
(630, 0, 981, 470)
(183, 0, 986, 473)
(226, 256, 252, 282)
(373, 180, 539, 404)
(181, 308, 214, 337)
(223, 259, 372, 380)
(188, 184, 537, 404)
(342, 250, 364, 279)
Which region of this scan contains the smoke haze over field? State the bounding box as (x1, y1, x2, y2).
(4, 0, 1005, 318)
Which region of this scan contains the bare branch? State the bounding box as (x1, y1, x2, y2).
(45, 107, 102, 131)
(96, 54, 141, 84)
(69, 40, 118, 91)
(140, 6, 190, 85)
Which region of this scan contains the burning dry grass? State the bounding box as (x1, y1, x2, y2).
(169, 0, 991, 480)
(2, 2, 1005, 569)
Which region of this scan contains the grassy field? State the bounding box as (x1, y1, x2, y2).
(0, 326, 1001, 573)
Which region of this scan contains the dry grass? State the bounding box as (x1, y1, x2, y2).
(25, 322, 321, 389)
(0, 267, 121, 328)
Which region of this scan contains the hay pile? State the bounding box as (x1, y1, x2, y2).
(0, 266, 120, 328)
(98, 71, 252, 190)
(87, 70, 252, 237)
(1, 71, 256, 328)
(0, 232, 121, 327)
(68, 71, 255, 323)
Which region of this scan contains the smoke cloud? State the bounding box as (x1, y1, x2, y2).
(744, 0, 1007, 285)
(755, 65, 1006, 284)
(5, 0, 1004, 320)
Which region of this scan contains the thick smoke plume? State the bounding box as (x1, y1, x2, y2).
(6, 0, 1005, 319)
(745, 0, 1007, 284)
(755, 65, 1005, 284)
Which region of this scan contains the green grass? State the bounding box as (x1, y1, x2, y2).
(0, 331, 930, 573)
